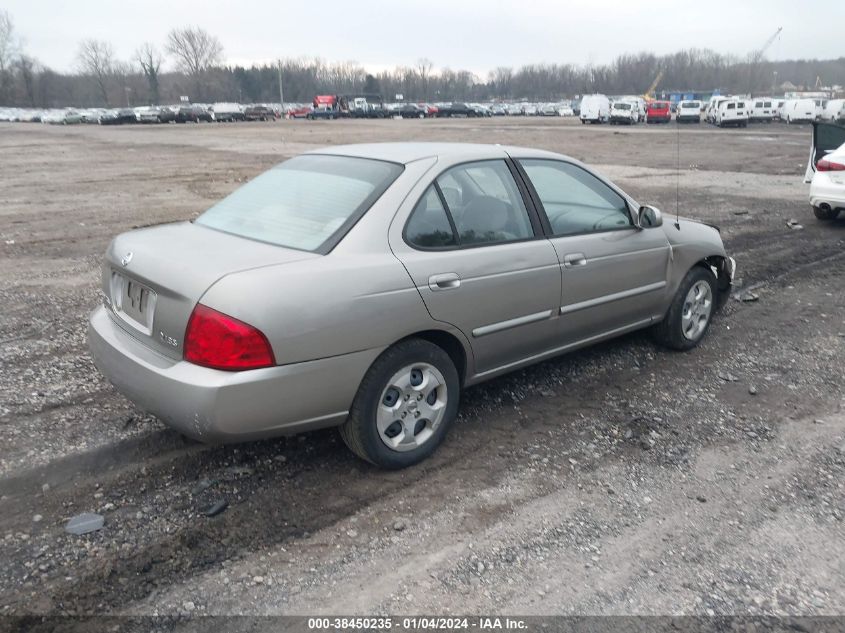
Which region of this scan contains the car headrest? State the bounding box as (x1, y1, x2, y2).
(461, 196, 509, 234)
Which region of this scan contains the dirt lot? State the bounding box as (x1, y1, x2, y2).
(0, 118, 843, 623)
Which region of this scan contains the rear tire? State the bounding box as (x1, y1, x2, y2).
(339, 339, 460, 469)
(652, 266, 717, 351)
(814, 206, 840, 220)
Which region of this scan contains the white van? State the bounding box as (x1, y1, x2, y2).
(749, 98, 775, 122)
(209, 102, 244, 122)
(785, 99, 816, 124)
(774, 100, 787, 121)
(706, 96, 731, 124)
(676, 100, 702, 123)
(821, 99, 845, 123)
(580, 94, 610, 124)
(814, 99, 828, 120)
(715, 99, 748, 127)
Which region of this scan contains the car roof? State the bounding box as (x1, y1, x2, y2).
(308, 142, 565, 165)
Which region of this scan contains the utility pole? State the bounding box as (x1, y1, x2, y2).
(277, 59, 284, 108)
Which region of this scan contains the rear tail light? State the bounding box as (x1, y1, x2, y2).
(184, 304, 275, 371)
(817, 158, 845, 172)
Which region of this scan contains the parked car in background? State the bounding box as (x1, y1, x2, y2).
(210, 103, 245, 122)
(42, 109, 83, 125)
(507, 103, 524, 116)
(749, 98, 775, 123)
(490, 104, 507, 116)
(287, 104, 313, 119)
(676, 100, 702, 123)
(436, 102, 477, 117)
(580, 94, 610, 124)
(820, 99, 845, 123)
(397, 104, 426, 118)
(176, 105, 213, 123)
(784, 99, 816, 124)
(646, 101, 671, 124)
(539, 103, 559, 116)
(88, 142, 734, 468)
(244, 105, 276, 121)
(804, 121, 845, 220)
(705, 96, 730, 124)
(79, 109, 106, 124)
(557, 103, 575, 117)
(715, 99, 748, 128)
(137, 107, 176, 124)
(100, 108, 139, 125)
(609, 101, 637, 125)
(774, 100, 787, 120)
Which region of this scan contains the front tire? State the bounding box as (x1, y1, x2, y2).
(339, 339, 460, 469)
(652, 266, 717, 351)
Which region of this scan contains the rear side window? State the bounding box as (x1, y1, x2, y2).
(404, 160, 535, 249)
(196, 155, 403, 252)
(440, 161, 534, 245)
(405, 187, 456, 248)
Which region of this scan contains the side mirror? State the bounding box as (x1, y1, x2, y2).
(637, 205, 663, 228)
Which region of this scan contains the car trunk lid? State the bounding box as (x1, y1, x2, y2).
(804, 121, 845, 183)
(102, 221, 317, 360)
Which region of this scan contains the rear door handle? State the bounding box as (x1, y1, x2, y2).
(563, 253, 588, 268)
(428, 273, 461, 291)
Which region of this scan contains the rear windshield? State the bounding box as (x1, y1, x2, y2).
(613, 103, 631, 110)
(681, 102, 699, 109)
(196, 155, 403, 252)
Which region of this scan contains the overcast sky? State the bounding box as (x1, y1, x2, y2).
(5, 0, 842, 75)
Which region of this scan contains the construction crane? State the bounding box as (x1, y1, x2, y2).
(643, 69, 664, 101)
(749, 27, 783, 64)
(748, 27, 782, 95)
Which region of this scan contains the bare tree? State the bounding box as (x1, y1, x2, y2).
(166, 27, 222, 76)
(76, 39, 114, 106)
(15, 54, 38, 106)
(136, 42, 162, 104)
(0, 9, 19, 103)
(417, 58, 433, 100)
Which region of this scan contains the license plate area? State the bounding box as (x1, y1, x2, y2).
(110, 271, 156, 334)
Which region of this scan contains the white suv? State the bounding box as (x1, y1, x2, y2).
(676, 100, 702, 123)
(609, 101, 637, 125)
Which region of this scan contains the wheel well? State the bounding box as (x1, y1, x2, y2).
(699, 255, 733, 306)
(403, 330, 468, 384)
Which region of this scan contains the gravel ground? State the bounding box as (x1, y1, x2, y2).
(0, 118, 843, 623)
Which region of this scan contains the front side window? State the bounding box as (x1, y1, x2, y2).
(196, 155, 403, 252)
(434, 161, 534, 245)
(519, 160, 631, 236)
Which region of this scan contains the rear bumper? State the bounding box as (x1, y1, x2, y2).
(809, 175, 845, 210)
(88, 306, 381, 442)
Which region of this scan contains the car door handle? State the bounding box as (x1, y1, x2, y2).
(428, 273, 461, 291)
(563, 253, 588, 268)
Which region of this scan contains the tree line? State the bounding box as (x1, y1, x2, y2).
(1, 11, 843, 109)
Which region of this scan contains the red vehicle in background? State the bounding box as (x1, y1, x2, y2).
(646, 101, 671, 124)
(287, 104, 314, 119)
